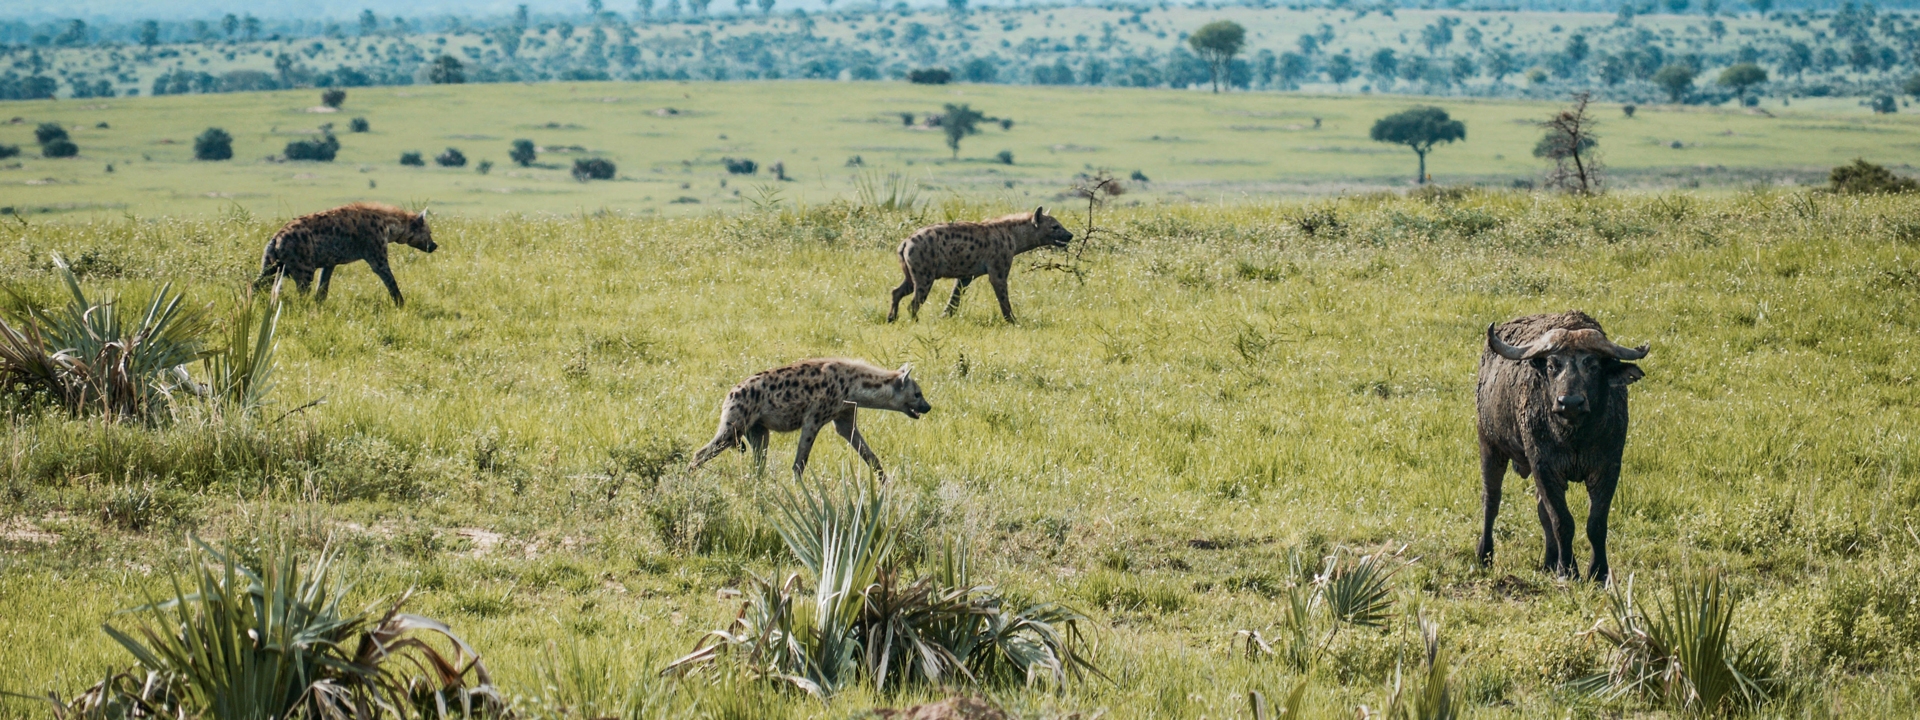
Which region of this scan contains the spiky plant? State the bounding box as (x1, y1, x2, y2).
(1574, 572, 1783, 716)
(1242, 547, 1405, 672)
(0, 255, 210, 420)
(201, 284, 284, 416)
(667, 480, 1099, 697)
(1382, 614, 1456, 720)
(79, 536, 503, 720)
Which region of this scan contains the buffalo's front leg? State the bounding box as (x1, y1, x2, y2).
(1477, 440, 1509, 567)
(1586, 470, 1620, 583)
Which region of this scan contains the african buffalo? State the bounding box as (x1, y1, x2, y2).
(1476, 311, 1648, 582)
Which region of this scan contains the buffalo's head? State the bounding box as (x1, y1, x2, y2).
(1489, 325, 1647, 418)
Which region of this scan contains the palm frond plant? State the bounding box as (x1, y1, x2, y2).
(200, 283, 284, 417)
(0, 254, 211, 420)
(1243, 547, 1408, 673)
(1573, 572, 1784, 716)
(79, 535, 503, 720)
(666, 480, 1100, 697)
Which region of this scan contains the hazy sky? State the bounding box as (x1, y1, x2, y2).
(9, 0, 971, 22)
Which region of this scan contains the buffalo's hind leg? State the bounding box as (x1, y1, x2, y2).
(1477, 440, 1509, 568)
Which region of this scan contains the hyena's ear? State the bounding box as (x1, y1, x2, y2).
(417, 208, 431, 225)
(1031, 206, 1046, 224)
(897, 363, 913, 381)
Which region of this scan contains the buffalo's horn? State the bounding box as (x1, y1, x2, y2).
(1604, 340, 1650, 360)
(1487, 324, 1533, 361)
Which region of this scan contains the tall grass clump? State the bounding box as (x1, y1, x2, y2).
(1575, 572, 1784, 716)
(39, 536, 503, 720)
(667, 480, 1099, 697)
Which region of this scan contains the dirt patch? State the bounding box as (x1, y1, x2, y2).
(873, 696, 1008, 720)
(456, 528, 503, 557)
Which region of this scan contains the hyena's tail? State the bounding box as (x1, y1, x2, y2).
(687, 393, 748, 471)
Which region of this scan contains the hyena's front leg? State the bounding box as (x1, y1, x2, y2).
(833, 408, 886, 481)
(314, 265, 336, 303)
(367, 256, 405, 307)
(987, 264, 1015, 323)
(791, 414, 827, 480)
(745, 424, 770, 476)
(942, 276, 974, 317)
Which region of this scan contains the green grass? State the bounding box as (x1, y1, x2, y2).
(4, 80, 1920, 219)
(3, 190, 1920, 716)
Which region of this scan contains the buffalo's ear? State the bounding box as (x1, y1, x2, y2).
(1609, 362, 1645, 387)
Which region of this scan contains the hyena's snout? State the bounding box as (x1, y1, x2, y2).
(905, 399, 931, 419)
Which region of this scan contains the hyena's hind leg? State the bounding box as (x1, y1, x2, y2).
(688, 400, 748, 472)
(887, 274, 914, 323)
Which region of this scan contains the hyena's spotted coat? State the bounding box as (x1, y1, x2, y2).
(888, 206, 1074, 324)
(688, 358, 933, 481)
(255, 202, 437, 307)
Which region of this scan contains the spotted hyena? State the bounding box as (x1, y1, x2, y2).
(887, 206, 1074, 324)
(254, 202, 437, 307)
(688, 358, 933, 481)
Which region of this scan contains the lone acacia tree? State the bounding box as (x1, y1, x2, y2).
(941, 103, 985, 159)
(1535, 92, 1602, 194)
(1653, 64, 1696, 103)
(1188, 20, 1246, 93)
(1369, 106, 1466, 185)
(1716, 63, 1768, 104)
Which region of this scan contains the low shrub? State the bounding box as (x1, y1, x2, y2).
(995, 150, 1014, 165)
(1828, 159, 1918, 194)
(572, 157, 615, 181)
(0, 144, 19, 159)
(399, 151, 424, 166)
(34, 122, 67, 145)
(320, 88, 346, 108)
(435, 147, 467, 167)
(908, 67, 952, 84)
(41, 138, 78, 158)
(283, 134, 338, 162)
(192, 127, 232, 161)
(722, 157, 757, 175)
(476, 159, 492, 175)
(348, 116, 369, 132)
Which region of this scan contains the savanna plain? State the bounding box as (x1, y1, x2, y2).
(3, 84, 1920, 720)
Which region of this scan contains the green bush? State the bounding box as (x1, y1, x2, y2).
(33, 122, 68, 145)
(509, 139, 536, 166)
(572, 157, 615, 181)
(1828, 159, 1918, 194)
(41, 138, 78, 158)
(0, 144, 19, 159)
(399, 151, 424, 166)
(193, 127, 233, 161)
(348, 116, 370, 132)
(283, 134, 338, 162)
(435, 147, 467, 167)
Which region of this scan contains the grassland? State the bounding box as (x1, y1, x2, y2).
(5, 80, 1920, 220)
(3, 188, 1920, 717)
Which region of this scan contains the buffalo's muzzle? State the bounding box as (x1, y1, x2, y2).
(1554, 394, 1587, 414)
